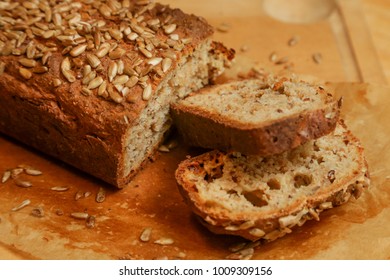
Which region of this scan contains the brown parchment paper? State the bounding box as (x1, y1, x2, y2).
(0, 80, 389, 260)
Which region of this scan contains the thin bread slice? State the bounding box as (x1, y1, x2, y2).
(175, 121, 370, 241)
(171, 77, 341, 156)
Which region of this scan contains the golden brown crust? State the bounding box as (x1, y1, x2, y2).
(0, 0, 232, 187)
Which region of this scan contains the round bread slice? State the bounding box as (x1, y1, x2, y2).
(171, 77, 341, 156)
(175, 121, 370, 241)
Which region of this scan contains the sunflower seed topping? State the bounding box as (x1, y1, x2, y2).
(109, 47, 126, 60)
(142, 84, 152, 100)
(15, 179, 33, 188)
(86, 54, 101, 68)
(312, 52, 323, 64)
(18, 58, 37, 68)
(113, 75, 129, 85)
(163, 24, 176, 34)
(140, 227, 152, 242)
(88, 76, 104, 89)
(147, 57, 162, 66)
(19, 68, 32, 79)
(71, 212, 89, 220)
(2, 170, 11, 183)
(12, 199, 31, 212)
(70, 44, 88, 57)
(25, 168, 43, 176)
(154, 237, 174, 245)
(108, 61, 118, 82)
(51, 186, 69, 192)
(162, 57, 172, 73)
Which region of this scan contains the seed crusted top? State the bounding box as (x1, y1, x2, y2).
(0, 0, 213, 111)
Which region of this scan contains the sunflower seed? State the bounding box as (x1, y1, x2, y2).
(163, 24, 176, 34)
(53, 79, 62, 87)
(31, 207, 44, 217)
(71, 212, 89, 219)
(1, 170, 11, 183)
(95, 43, 110, 58)
(126, 76, 138, 88)
(96, 187, 106, 203)
(169, 34, 179, 41)
(63, 69, 76, 83)
(12, 199, 31, 212)
(55, 209, 64, 216)
(81, 87, 92, 96)
(42, 30, 55, 39)
(249, 228, 266, 238)
(98, 80, 107, 96)
(127, 32, 139, 41)
(312, 52, 322, 64)
(51, 186, 69, 192)
(139, 47, 152, 58)
(82, 70, 96, 85)
(109, 47, 126, 59)
(108, 61, 118, 82)
(113, 75, 129, 85)
(32, 66, 48, 74)
(154, 237, 174, 245)
(70, 44, 87, 57)
(117, 60, 124, 74)
(228, 242, 247, 253)
(142, 84, 152, 100)
(275, 56, 288, 65)
(121, 87, 130, 96)
(139, 227, 152, 242)
(19, 68, 32, 79)
(108, 86, 123, 103)
(109, 28, 123, 41)
(86, 54, 101, 68)
(288, 35, 300, 46)
(88, 76, 104, 89)
(86, 215, 96, 228)
(74, 191, 83, 201)
(25, 168, 42, 176)
(158, 145, 169, 152)
(162, 57, 172, 73)
(147, 57, 162, 66)
(18, 58, 37, 68)
(11, 168, 24, 178)
(269, 52, 277, 62)
(217, 22, 230, 33)
(84, 191, 92, 198)
(15, 179, 32, 188)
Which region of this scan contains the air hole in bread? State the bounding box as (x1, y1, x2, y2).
(243, 190, 269, 207)
(204, 166, 224, 182)
(293, 173, 312, 188)
(316, 156, 324, 164)
(267, 178, 281, 190)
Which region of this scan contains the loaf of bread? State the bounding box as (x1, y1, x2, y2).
(175, 121, 370, 241)
(171, 77, 341, 156)
(0, 0, 234, 188)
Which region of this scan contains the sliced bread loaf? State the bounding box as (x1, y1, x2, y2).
(175, 121, 370, 241)
(171, 77, 341, 156)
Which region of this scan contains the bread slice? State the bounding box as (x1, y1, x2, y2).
(175, 121, 370, 241)
(0, 0, 234, 188)
(171, 77, 341, 156)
